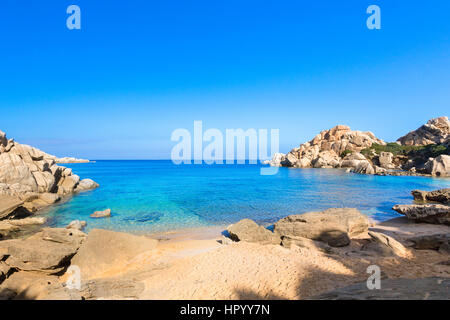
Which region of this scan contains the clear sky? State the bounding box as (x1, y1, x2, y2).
(0, 1, 449, 159)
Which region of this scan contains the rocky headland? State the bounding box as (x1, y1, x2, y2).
(0, 129, 98, 239)
(266, 116, 450, 177)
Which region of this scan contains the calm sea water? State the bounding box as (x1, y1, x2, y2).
(42, 160, 450, 234)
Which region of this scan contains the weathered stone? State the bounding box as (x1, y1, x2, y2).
(379, 152, 395, 169)
(281, 235, 335, 253)
(70, 229, 158, 280)
(397, 116, 450, 146)
(393, 204, 450, 225)
(80, 278, 145, 300)
(90, 209, 111, 218)
(66, 220, 87, 231)
(0, 195, 23, 219)
(0, 129, 97, 211)
(423, 155, 450, 177)
(38, 192, 60, 204)
(412, 188, 450, 204)
(75, 179, 99, 192)
(311, 277, 450, 300)
(362, 231, 408, 257)
(319, 230, 351, 247)
(3, 228, 86, 274)
(264, 153, 286, 167)
(0, 272, 82, 300)
(407, 233, 450, 251)
(227, 219, 280, 245)
(274, 208, 369, 246)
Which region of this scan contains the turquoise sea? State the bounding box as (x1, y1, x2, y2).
(42, 160, 450, 234)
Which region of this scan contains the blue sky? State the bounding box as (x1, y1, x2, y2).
(0, 0, 449, 159)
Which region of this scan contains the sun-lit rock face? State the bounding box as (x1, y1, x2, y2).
(0, 130, 98, 217)
(397, 116, 450, 146)
(281, 125, 385, 168)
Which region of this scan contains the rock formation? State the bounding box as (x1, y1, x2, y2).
(90, 208, 111, 218)
(0, 129, 98, 220)
(412, 188, 450, 204)
(274, 208, 369, 247)
(397, 116, 450, 146)
(265, 117, 449, 177)
(393, 188, 450, 225)
(361, 231, 408, 257)
(0, 228, 86, 274)
(280, 125, 385, 169)
(393, 204, 450, 225)
(69, 229, 158, 280)
(423, 155, 450, 177)
(226, 219, 281, 245)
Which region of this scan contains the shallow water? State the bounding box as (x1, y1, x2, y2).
(42, 160, 450, 234)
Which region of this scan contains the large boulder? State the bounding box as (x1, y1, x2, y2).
(1, 228, 86, 274)
(312, 150, 341, 168)
(393, 204, 450, 225)
(66, 220, 87, 231)
(274, 208, 369, 247)
(227, 219, 281, 245)
(423, 155, 450, 177)
(378, 152, 395, 169)
(263, 153, 286, 167)
(90, 209, 111, 218)
(397, 116, 450, 146)
(0, 271, 82, 300)
(362, 231, 408, 257)
(70, 229, 158, 280)
(75, 179, 99, 192)
(0, 153, 38, 192)
(412, 188, 450, 204)
(0, 195, 23, 219)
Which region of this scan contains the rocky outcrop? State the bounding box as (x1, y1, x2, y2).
(70, 229, 158, 280)
(265, 117, 450, 177)
(66, 220, 87, 231)
(280, 125, 385, 168)
(227, 219, 281, 245)
(90, 209, 111, 218)
(0, 129, 98, 216)
(423, 155, 450, 177)
(262, 153, 286, 167)
(0, 195, 23, 220)
(0, 228, 86, 274)
(361, 231, 408, 257)
(0, 271, 82, 300)
(406, 233, 450, 253)
(311, 277, 450, 300)
(378, 152, 395, 169)
(412, 188, 450, 204)
(397, 116, 450, 146)
(393, 204, 450, 225)
(274, 208, 369, 247)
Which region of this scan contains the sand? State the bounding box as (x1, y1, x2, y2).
(73, 218, 449, 300)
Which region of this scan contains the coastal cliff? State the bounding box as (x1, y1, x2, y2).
(267, 116, 450, 177)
